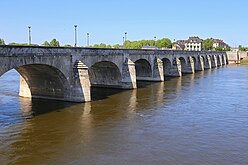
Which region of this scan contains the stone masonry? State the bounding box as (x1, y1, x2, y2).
(0, 46, 228, 102)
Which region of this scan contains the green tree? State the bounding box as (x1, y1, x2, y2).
(203, 39, 213, 50)
(113, 44, 120, 49)
(215, 46, 223, 51)
(0, 38, 5, 45)
(42, 41, 50, 46)
(239, 46, 248, 51)
(215, 46, 230, 51)
(224, 47, 231, 51)
(99, 43, 107, 48)
(106, 45, 112, 48)
(50, 39, 60, 47)
(8, 43, 30, 46)
(156, 38, 172, 48)
(64, 44, 72, 47)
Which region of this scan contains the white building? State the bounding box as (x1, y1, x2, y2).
(184, 36, 203, 51)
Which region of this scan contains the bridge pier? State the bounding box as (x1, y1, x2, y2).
(222, 55, 226, 65)
(217, 55, 222, 67)
(195, 56, 204, 71)
(152, 58, 164, 81)
(204, 56, 212, 69)
(70, 60, 91, 102)
(121, 58, 137, 89)
(185, 57, 195, 74)
(19, 75, 31, 98)
(212, 55, 217, 68)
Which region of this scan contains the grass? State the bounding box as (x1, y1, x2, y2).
(240, 61, 248, 65)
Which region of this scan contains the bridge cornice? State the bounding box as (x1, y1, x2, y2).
(0, 45, 226, 57)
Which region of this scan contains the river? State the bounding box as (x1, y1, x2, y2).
(0, 65, 248, 165)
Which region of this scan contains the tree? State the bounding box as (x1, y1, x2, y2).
(50, 39, 60, 47)
(113, 44, 120, 49)
(8, 43, 30, 46)
(99, 43, 107, 48)
(64, 44, 72, 47)
(0, 38, 5, 45)
(203, 39, 213, 50)
(156, 38, 172, 48)
(42, 41, 50, 46)
(239, 46, 248, 51)
(123, 38, 172, 49)
(215, 46, 224, 51)
(42, 39, 60, 47)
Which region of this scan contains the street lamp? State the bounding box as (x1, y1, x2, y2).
(123, 37, 125, 45)
(74, 25, 77, 47)
(124, 32, 127, 42)
(28, 26, 31, 45)
(87, 33, 90, 47)
(154, 36, 156, 46)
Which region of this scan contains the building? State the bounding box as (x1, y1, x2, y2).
(184, 36, 203, 51)
(212, 38, 230, 50)
(174, 37, 203, 51)
(172, 40, 185, 50)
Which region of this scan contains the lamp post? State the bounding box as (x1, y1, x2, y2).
(74, 25, 77, 47)
(28, 26, 31, 45)
(123, 37, 125, 45)
(87, 33, 89, 47)
(124, 32, 127, 42)
(154, 36, 156, 46)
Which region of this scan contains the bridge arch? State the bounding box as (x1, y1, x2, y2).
(162, 58, 172, 76)
(89, 61, 122, 88)
(0, 64, 70, 100)
(134, 59, 152, 80)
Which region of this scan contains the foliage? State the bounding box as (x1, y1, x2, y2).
(215, 46, 231, 51)
(0, 38, 5, 45)
(42, 41, 50, 46)
(8, 42, 39, 46)
(240, 61, 248, 65)
(88, 43, 112, 48)
(239, 46, 248, 51)
(123, 38, 172, 49)
(50, 39, 60, 47)
(156, 38, 172, 48)
(215, 46, 224, 51)
(113, 44, 120, 49)
(203, 39, 213, 50)
(63, 44, 72, 47)
(42, 39, 60, 47)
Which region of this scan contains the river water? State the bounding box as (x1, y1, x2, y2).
(0, 65, 248, 165)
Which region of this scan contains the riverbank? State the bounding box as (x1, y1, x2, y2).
(240, 61, 248, 65)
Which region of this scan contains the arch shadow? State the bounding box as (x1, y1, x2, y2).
(89, 61, 122, 88)
(135, 59, 152, 80)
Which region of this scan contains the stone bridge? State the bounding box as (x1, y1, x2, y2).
(0, 46, 228, 102)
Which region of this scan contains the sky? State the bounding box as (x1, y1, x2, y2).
(0, 0, 247, 47)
